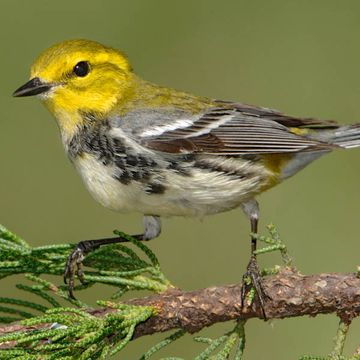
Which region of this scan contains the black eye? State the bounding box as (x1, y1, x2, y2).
(73, 61, 90, 77)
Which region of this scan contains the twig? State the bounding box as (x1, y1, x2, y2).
(1, 268, 359, 345)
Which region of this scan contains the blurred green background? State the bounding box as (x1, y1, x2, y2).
(1, 0, 360, 358)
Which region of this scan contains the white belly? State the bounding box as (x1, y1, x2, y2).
(73, 153, 270, 217)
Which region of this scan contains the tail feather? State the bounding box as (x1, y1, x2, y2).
(329, 124, 360, 149)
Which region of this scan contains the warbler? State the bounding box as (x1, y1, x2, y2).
(13, 39, 360, 302)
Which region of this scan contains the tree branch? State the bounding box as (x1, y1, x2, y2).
(1, 268, 359, 348)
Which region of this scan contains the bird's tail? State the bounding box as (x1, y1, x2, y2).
(324, 124, 360, 149)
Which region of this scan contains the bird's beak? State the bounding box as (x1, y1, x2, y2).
(13, 77, 52, 97)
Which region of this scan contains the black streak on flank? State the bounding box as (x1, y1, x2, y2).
(126, 154, 138, 166)
(194, 160, 246, 180)
(114, 170, 132, 185)
(114, 156, 126, 168)
(67, 119, 168, 188)
(166, 161, 191, 176)
(146, 183, 166, 195)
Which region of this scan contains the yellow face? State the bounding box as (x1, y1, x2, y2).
(14, 39, 134, 116)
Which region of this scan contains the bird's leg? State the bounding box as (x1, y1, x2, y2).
(240, 200, 268, 319)
(250, 216, 258, 254)
(64, 215, 161, 299)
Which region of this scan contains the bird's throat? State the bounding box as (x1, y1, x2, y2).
(43, 99, 85, 145)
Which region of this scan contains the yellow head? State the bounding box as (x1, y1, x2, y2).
(13, 39, 134, 133)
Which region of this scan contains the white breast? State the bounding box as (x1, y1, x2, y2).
(73, 154, 140, 212)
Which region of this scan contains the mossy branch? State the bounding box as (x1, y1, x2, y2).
(0, 224, 359, 359)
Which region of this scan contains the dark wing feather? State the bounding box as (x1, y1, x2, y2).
(140, 103, 337, 155)
(214, 101, 339, 129)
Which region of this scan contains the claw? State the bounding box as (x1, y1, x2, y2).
(241, 255, 270, 320)
(63, 234, 151, 298)
(63, 242, 88, 298)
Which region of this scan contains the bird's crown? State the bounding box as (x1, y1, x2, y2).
(31, 39, 131, 82)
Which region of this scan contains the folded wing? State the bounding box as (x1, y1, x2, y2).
(139, 103, 337, 155)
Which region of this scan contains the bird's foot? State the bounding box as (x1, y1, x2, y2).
(64, 240, 100, 299)
(63, 234, 148, 299)
(241, 254, 269, 320)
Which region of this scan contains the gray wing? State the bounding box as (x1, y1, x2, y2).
(135, 104, 337, 155)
